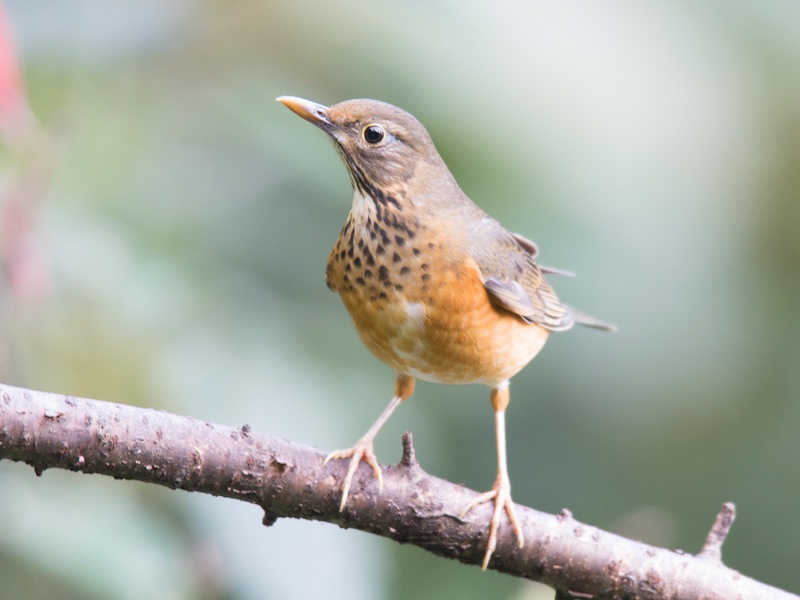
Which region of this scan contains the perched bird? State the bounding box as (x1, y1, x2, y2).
(277, 95, 614, 569)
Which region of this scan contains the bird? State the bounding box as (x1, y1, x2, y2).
(277, 95, 614, 570)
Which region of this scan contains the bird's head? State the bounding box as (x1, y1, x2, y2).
(277, 96, 451, 203)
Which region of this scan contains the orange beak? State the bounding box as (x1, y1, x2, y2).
(276, 96, 332, 128)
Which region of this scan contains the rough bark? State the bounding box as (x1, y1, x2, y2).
(0, 382, 795, 599)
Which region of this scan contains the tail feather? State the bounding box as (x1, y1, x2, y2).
(566, 305, 617, 332)
(539, 264, 575, 277)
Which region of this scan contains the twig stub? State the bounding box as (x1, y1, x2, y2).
(699, 502, 736, 562)
(399, 431, 417, 467)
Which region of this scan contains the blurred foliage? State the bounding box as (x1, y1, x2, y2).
(1, 0, 799, 598)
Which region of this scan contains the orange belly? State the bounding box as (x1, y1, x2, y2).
(338, 258, 549, 386)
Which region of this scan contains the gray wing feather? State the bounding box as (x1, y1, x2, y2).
(469, 218, 574, 331)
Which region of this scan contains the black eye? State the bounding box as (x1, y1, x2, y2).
(363, 125, 385, 144)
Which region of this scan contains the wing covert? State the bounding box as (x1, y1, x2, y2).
(468, 218, 574, 331)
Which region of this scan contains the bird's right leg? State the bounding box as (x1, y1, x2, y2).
(324, 374, 415, 511)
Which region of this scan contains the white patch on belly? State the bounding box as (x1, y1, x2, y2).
(405, 302, 426, 328)
(388, 302, 432, 378)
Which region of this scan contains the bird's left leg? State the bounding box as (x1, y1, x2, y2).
(324, 374, 415, 511)
(460, 382, 523, 570)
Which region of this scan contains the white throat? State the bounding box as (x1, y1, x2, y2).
(350, 188, 377, 221)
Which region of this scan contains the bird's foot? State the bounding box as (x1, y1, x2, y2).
(323, 436, 383, 511)
(460, 477, 524, 570)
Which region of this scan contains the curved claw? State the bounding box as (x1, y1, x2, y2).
(324, 437, 383, 511)
(321, 392, 408, 510)
(460, 481, 524, 570)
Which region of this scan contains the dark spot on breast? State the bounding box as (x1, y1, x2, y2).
(383, 211, 417, 239)
(354, 256, 362, 268)
(400, 266, 411, 276)
(347, 247, 354, 258)
(355, 277, 365, 286)
(379, 228, 390, 245)
(370, 230, 377, 241)
(394, 284, 403, 291)
(345, 263, 352, 272)
(428, 243, 435, 249)
(357, 239, 365, 250)
(392, 252, 401, 263)
(378, 292, 387, 300)
(394, 235, 405, 246)
(339, 249, 347, 260)
(366, 253, 375, 266)
(421, 263, 429, 271)
(421, 274, 430, 282)
(412, 248, 421, 256)
(364, 269, 373, 279)
(376, 245, 385, 255)
(343, 274, 350, 284)
(378, 266, 390, 281)
(382, 281, 393, 289)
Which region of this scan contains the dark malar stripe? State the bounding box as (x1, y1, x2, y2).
(336, 144, 402, 210)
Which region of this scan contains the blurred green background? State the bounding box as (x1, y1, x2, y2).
(1, 1, 798, 598)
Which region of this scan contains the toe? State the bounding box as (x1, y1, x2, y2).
(461, 482, 524, 570)
(324, 438, 384, 511)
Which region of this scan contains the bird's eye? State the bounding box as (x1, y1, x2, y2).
(362, 124, 385, 145)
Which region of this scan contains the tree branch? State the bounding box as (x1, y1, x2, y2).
(0, 382, 795, 599)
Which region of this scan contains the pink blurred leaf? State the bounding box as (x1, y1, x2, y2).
(0, 1, 32, 140)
